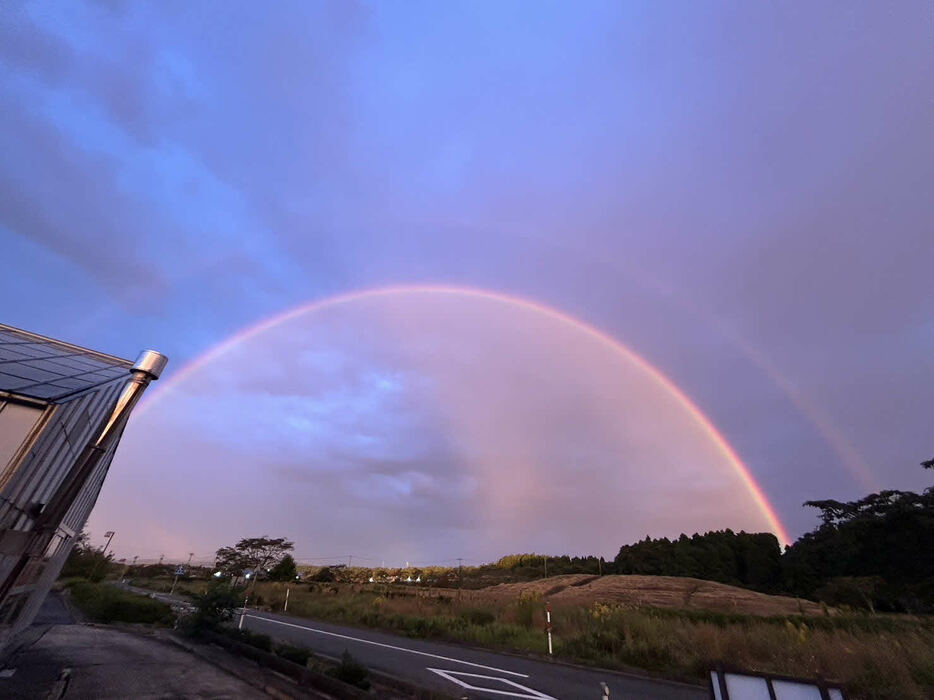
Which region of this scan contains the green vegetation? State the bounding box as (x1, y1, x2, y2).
(274, 641, 313, 666)
(614, 531, 782, 591)
(59, 532, 113, 582)
(269, 554, 298, 581)
(67, 581, 173, 625)
(329, 650, 371, 690)
(783, 480, 934, 612)
(210, 626, 316, 668)
(186, 580, 242, 633)
(224, 627, 273, 652)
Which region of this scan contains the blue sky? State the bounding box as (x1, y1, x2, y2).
(1, 1, 931, 561)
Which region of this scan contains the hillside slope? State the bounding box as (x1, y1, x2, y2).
(483, 574, 823, 616)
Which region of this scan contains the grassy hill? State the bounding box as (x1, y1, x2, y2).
(483, 573, 824, 616)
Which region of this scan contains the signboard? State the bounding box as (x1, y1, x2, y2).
(710, 668, 847, 700)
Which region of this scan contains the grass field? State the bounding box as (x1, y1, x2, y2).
(128, 574, 934, 699)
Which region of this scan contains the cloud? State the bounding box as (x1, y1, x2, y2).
(1, 1, 928, 560)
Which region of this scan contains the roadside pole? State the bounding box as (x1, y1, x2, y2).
(169, 564, 184, 595)
(546, 601, 553, 656)
(239, 568, 261, 629)
(239, 591, 249, 629)
(284, 587, 290, 612)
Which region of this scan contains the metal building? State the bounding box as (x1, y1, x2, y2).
(0, 323, 166, 650)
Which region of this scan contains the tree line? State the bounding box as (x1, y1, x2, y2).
(499, 458, 933, 612)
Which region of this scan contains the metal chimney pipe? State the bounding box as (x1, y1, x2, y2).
(91, 351, 167, 452)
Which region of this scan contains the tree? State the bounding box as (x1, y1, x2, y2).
(215, 536, 294, 578)
(782, 461, 934, 612)
(60, 531, 113, 582)
(214, 547, 252, 578)
(311, 566, 336, 582)
(269, 554, 298, 582)
(612, 530, 781, 590)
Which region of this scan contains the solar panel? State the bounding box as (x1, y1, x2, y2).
(0, 324, 133, 401)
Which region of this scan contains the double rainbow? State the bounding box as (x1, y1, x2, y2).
(138, 284, 791, 546)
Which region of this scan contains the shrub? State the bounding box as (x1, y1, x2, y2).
(460, 608, 496, 626)
(815, 576, 885, 613)
(275, 642, 312, 666)
(68, 582, 173, 625)
(225, 627, 272, 651)
(311, 567, 336, 582)
(516, 592, 542, 628)
(187, 581, 242, 632)
(329, 650, 370, 690)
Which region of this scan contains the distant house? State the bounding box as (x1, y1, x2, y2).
(0, 324, 166, 652)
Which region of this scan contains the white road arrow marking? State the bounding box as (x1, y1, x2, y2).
(427, 668, 557, 699)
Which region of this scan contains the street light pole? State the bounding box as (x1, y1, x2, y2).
(91, 530, 115, 580)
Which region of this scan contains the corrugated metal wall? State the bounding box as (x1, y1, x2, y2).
(0, 378, 126, 643)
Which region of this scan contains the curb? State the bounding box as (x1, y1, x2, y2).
(116, 626, 326, 699)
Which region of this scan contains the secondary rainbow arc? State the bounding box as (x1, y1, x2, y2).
(137, 284, 792, 546)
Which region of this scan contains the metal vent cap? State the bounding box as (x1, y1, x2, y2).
(132, 350, 168, 379)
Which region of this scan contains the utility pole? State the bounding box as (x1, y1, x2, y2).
(186, 552, 194, 571)
(348, 555, 352, 568)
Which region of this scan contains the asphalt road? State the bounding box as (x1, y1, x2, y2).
(238, 609, 707, 699)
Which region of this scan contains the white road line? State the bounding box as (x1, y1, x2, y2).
(427, 668, 556, 699)
(242, 613, 529, 678)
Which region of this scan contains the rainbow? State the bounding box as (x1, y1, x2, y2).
(138, 284, 792, 546)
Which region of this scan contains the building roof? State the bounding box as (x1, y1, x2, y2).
(0, 324, 132, 402)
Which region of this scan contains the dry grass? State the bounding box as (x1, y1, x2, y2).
(484, 574, 825, 616)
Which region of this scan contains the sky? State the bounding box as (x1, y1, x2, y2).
(1, 1, 931, 564)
